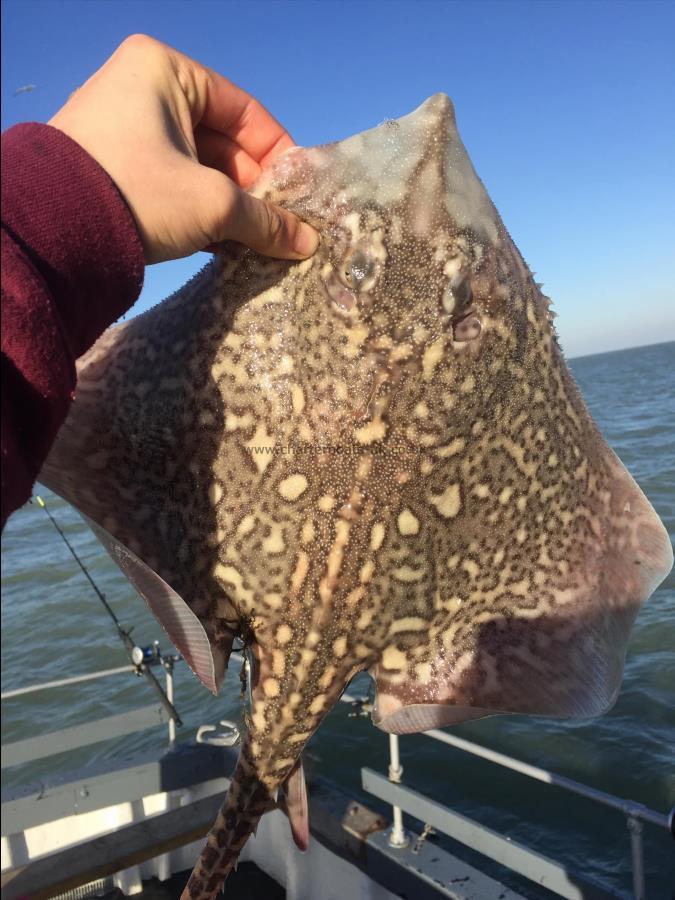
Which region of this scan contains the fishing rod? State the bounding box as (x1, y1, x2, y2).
(35, 495, 182, 727)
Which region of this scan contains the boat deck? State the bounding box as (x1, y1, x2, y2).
(3, 655, 671, 899)
(99, 863, 284, 900)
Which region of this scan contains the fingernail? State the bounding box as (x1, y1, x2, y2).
(294, 222, 319, 257)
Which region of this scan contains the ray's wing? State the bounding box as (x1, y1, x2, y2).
(87, 518, 224, 693)
(367, 454, 672, 735)
(39, 302, 236, 696)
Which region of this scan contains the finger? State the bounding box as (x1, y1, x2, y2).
(195, 124, 263, 188)
(170, 49, 296, 164)
(118, 37, 295, 166)
(210, 181, 318, 260)
(230, 100, 296, 168)
(201, 75, 295, 165)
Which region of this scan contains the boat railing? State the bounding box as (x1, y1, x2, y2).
(358, 724, 672, 900)
(2, 653, 672, 900)
(1, 664, 138, 697)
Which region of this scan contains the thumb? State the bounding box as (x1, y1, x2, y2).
(208, 175, 319, 260)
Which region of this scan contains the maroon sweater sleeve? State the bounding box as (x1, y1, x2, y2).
(1, 123, 145, 530)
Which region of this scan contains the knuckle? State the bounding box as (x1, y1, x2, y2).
(116, 34, 174, 85)
(120, 33, 153, 51)
(217, 183, 246, 242)
(118, 34, 164, 61)
(264, 204, 287, 247)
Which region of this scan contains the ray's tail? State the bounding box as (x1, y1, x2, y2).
(180, 738, 283, 900)
(180, 651, 351, 899)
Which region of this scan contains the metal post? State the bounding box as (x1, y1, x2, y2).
(387, 734, 409, 848)
(165, 660, 176, 748)
(627, 815, 645, 900)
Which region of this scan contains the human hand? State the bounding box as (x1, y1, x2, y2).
(49, 34, 319, 264)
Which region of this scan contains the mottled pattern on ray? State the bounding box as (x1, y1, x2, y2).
(40, 95, 673, 900)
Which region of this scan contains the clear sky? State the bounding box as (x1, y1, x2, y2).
(2, 0, 674, 358)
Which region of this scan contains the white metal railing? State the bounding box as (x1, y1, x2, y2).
(1, 650, 182, 762)
(424, 727, 671, 828)
(1, 650, 247, 764)
(366, 728, 672, 900)
(1, 665, 136, 699)
(423, 728, 671, 899)
(2, 662, 672, 899)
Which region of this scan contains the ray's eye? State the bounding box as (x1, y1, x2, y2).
(323, 246, 380, 313)
(442, 273, 473, 315)
(339, 249, 378, 293)
(441, 273, 482, 343)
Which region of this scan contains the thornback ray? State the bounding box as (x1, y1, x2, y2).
(40, 93, 673, 899)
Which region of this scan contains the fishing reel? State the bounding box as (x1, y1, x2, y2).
(130, 640, 161, 668)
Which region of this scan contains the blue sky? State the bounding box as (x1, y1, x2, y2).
(2, 0, 674, 358)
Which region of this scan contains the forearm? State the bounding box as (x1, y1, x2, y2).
(1, 123, 145, 528)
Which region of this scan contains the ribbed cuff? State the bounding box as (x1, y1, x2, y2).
(1, 122, 145, 359)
